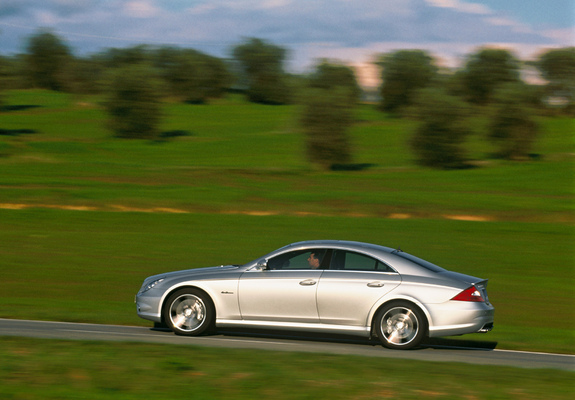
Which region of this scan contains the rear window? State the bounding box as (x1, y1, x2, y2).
(396, 252, 446, 273)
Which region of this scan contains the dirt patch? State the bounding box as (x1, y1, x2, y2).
(388, 213, 411, 219)
(444, 215, 494, 222)
(0, 203, 28, 210)
(0, 202, 498, 222)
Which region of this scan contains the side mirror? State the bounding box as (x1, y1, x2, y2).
(256, 260, 269, 270)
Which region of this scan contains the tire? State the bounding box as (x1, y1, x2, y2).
(163, 288, 215, 336)
(375, 301, 427, 350)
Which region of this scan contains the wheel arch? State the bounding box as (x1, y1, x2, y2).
(160, 284, 215, 325)
(369, 296, 431, 338)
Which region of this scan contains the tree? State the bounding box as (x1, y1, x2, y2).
(66, 56, 107, 94)
(202, 54, 232, 99)
(461, 48, 520, 105)
(377, 50, 438, 114)
(536, 47, 575, 114)
(156, 48, 208, 103)
(0, 55, 24, 90)
(307, 60, 361, 105)
(410, 88, 471, 169)
(104, 64, 163, 139)
(24, 29, 72, 91)
(232, 38, 292, 104)
(300, 87, 353, 169)
(488, 84, 539, 160)
(154, 47, 230, 103)
(95, 45, 153, 69)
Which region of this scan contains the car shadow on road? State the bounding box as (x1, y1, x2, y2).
(217, 328, 380, 346)
(423, 337, 498, 351)
(151, 325, 498, 351)
(211, 328, 498, 351)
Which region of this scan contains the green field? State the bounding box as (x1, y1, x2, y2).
(1, 337, 573, 400)
(1, 90, 573, 222)
(0, 90, 573, 398)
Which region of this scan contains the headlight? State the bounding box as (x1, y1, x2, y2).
(138, 278, 164, 294)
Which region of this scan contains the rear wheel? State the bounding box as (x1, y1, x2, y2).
(375, 301, 427, 350)
(163, 289, 214, 336)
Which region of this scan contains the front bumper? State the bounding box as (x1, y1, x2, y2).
(135, 292, 163, 323)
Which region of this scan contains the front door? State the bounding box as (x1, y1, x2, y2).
(238, 249, 328, 323)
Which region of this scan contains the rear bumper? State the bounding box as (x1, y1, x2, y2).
(427, 302, 495, 338)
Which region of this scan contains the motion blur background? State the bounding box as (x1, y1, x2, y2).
(0, 1, 573, 399)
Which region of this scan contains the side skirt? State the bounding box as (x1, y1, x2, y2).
(216, 319, 371, 337)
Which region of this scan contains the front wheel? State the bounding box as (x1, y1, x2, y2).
(163, 289, 215, 336)
(375, 301, 427, 350)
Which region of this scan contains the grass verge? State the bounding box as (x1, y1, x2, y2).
(0, 337, 573, 400)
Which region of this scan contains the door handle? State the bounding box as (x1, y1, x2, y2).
(299, 279, 317, 286)
(367, 281, 385, 288)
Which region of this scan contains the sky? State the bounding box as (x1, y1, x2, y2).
(0, 0, 573, 84)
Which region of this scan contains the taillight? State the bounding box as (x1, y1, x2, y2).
(451, 286, 485, 302)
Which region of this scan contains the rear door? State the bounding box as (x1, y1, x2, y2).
(317, 250, 401, 326)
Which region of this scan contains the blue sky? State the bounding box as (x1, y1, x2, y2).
(0, 0, 572, 78)
(469, 0, 573, 28)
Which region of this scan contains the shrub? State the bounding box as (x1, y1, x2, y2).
(300, 88, 353, 169)
(104, 64, 163, 139)
(489, 84, 539, 160)
(410, 89, 471, 169)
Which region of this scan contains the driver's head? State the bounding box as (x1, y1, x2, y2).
(308, 251, 323, 269)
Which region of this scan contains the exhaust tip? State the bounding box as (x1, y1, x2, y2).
(478, 322, 494, 333)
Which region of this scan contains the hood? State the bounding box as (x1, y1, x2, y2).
(144, 264, 240, 283)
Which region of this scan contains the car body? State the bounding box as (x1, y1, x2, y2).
(136, 240, 494, 349)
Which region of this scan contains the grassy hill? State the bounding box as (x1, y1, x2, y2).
(1, 89, 572, 222)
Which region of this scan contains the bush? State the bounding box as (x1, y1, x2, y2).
(104, 64, 163, 139)
(410, 89, 471, 169)
(300, 88, 353, 169)
(489, 84, 539, 160)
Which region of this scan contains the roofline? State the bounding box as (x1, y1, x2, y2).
(284, 240, 395, 253)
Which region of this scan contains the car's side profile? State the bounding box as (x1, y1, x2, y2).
(136, 240, 494, 349)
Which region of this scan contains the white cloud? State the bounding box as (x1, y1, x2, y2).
(541, 27, 575, 46)
(260, 0, 293, 9)
(485, 16, 533, 35)
(425, 0, 490, 14)
(123, 0, 159, 18)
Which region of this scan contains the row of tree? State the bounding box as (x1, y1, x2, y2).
(1, 29, 574, 169)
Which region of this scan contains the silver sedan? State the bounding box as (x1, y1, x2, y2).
(136, 240, 494, 349)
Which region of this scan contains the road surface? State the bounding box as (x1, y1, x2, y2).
(0, 318, 573, 371)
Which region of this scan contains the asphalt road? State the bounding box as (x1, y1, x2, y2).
(1, 318, 573, 371)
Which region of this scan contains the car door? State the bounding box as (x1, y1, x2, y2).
(238, 249, 328, 324)
(317, 250, 401, 326)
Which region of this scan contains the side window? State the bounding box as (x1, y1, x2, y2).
(267, 249, 329, 270)
(331, 250, 393, 272)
